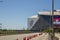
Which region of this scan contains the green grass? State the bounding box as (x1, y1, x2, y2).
(0, 30, 32, 36)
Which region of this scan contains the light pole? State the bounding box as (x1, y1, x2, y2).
(48, 0, 55, 40)
(51, 0, 55, 40)
(48, 0, 59, 40)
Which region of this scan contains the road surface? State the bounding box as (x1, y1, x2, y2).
(0, 33, 60, 40)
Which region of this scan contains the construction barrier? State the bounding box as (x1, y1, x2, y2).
(23, 33, 43, 40)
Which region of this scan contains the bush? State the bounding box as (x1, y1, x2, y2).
(43, 29, 49, 32)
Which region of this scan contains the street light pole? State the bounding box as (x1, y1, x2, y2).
(48, 0, 59, 40)
(51, 0, 55, 40)
(48, 0, 55, 40)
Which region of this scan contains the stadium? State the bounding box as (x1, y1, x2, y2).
(27, 10, 60, 31)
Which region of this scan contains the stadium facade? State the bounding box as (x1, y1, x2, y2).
(27, 10, 60, 31)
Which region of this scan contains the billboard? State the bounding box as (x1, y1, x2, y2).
(53, 15, 60, 28)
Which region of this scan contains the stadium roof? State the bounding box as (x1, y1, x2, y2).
(38, 11, 60, 15)
(28, 15, 38, 18)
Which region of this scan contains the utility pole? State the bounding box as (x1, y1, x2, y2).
(51, 0, 55, 40)
(48, 0, 54, 40)
(48, 0, 59, 40)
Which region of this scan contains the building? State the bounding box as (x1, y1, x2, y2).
(27, 15, 39, 30)
(27, 10, 60, 31)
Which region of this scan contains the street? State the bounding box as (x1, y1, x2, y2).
(0, 33, 60, 40)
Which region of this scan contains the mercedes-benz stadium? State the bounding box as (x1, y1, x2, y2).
(27, 10, 60, 31)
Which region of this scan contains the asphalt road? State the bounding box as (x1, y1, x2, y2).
(0, 33, 60, 40)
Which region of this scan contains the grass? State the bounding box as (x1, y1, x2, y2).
(0, 30, 32, 36)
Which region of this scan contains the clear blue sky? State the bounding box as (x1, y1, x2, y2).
(0, 0, 60, 30)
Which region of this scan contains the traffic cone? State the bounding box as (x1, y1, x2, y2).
(23, 37, 26, 40)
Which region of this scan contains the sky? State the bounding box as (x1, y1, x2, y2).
(0, 0, 60, 30)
